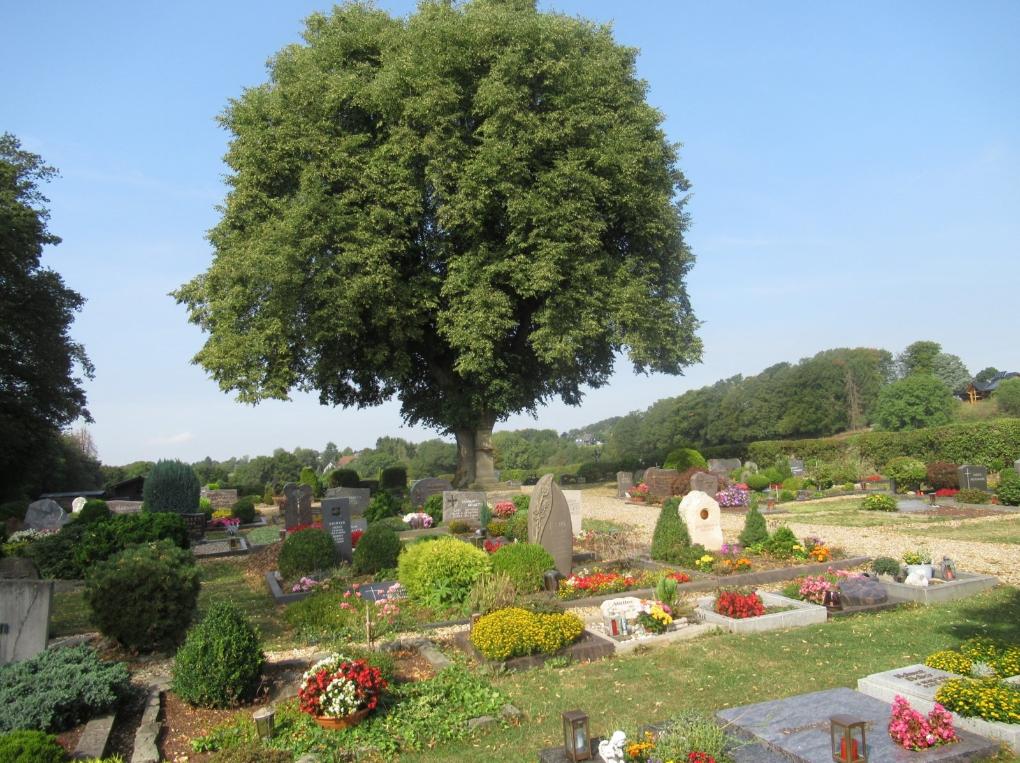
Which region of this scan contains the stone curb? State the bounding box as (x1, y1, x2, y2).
(72, 712, 115, 760)
(130, 682, 165, 763)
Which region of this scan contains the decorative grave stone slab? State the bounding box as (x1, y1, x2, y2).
(0, 579, 54, 664)
(696, 591, 826, 633)
(838, 576, 888, 606)
(562, 490, 582, 535)
(442, 491, 486, 526)
(788, 458, 805, 476)
(24, 499, 69, 531)
(642, 467, 682, 500)
(719, 686, 999, 763)
(881, 572, 998, 605)
(0, 557, 40, 580)
(708, 458, 741, 475)
(528, 475, 573, 575)
(107, 500, 142, 514)
(409, 478, 453, 509)
(1015, 459, 1020, 476)
(616, 471, 634, 498)
(957, 465, 988, 492)
(283, 482, 313, 527)
(321, 497, 352, 563)
(71, 496, 87, 514)
(181, 512, 207, 541)
(689, 471, 719, 496)
(678, 490, 723, 550)
(325, 487, 371, 515)
(200, 488, 238, 509)
(859, 663, 1020, 751)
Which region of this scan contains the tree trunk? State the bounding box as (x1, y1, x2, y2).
(454, 428, 476, 488)
(453, 415, 498, 488)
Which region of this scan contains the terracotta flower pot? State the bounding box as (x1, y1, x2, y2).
(631, 494, 647, 503)
(313, 708, 370, 730)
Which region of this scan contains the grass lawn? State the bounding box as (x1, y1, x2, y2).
(910, 517, 1020, 545)
(582, 517, 633, 534)
(775, 498, 963, 529)
(401, 586, 1020, 763)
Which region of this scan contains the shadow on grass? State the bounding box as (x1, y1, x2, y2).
(937, 586, 1020, 644)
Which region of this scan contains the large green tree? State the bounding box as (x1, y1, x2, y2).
(0, 134, 94, 499)
(873, 374, 955, 431)
(175, 1, 701, 486)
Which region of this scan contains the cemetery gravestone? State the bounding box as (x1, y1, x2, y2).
(689, 471, 719, 496)
(0, 557, 40, 580)
(351, 516, 368, 534)
(616, 471, 634, 499)
(442, 491, 486, 526)
(788, 458, 805, 477)
(528, 475, 573, 575)
(677, 491, 723, 551)
(839, 576, 888, 607)
(325, 487, 371, 515)
(71, 496, 87, 514)
(321, 498, 353, 563)
(957, 465, 988, 492)
(200, 488, 239, 509)
(0, 579, 53, 664)
(282, 483, 313, 528)
(562, 490, 582, 535)
(409, 478, 453, 509)
(1015, 459, 1020, 476)
(642, 468, 683, 500)
(707, 458, 741, 475)
(24, 499, 69, 531)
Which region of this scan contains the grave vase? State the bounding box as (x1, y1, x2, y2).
(905, 564, 933, 580)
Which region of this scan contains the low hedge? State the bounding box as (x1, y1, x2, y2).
(278, 528, 336, 579)
(490, 543, 554, 594)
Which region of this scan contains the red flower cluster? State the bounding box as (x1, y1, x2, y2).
(287, 521, 324, 532)
(352, 529, 364, 547)
(864, 474, 882, 482)
(666, 571, 691, 583)
(570, 571, 639, 592)
(688, 753, 716, 763)
(483, 538, 509, 554)
(714, 589, 765, 619)
(493, 501, 517, 518)
(298, 658, 387, 717)
(934, 488, 959, 497)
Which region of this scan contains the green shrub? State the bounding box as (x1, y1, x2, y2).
(231, 496, 257, 523)
(650, 711, 729, 763)
(278, 528, 336, 579)
(883, 456, 927, 491)
(872, 556, 901, 576)
(298, 466, 320, 499)
(861, 494, 897, 511)
(926, 461, 959, 490)
(491, 543, 554, 594)
(78, 499, 111, 524)
(0, 730, 67, 762)
(199, 497, 213, 516)
(745, 474, 770, 492)
(778, 489, 796, 502)
(470, 607, 583, 660)
(487, 519, 508, 537)
(172, 602, 264, 708)
(353, 523, 401, 575)
(764, 526, 799, 558)
(512, 494, 530, 512)
(996, 470, 1020, 506)
(262, 484, 274, 505)
(0, 645, 129, 733)
(995, 377, 1020, 416)
(466, 572, 518, 615)
(398, 536, 491, 607)
(365, 491, 401, 522)
(781, 477, 804, 491)
(85, 540, 200, 651)
(650, 498, 692, 564)
(0, 500, 28, 524)
(26, 522, 89, 578)
(379, 465, 408, 492)
(874, 374, 955, 431)
(422, 493, 444, 522)
(208, 744, 293, 763)
(143, 459, 201, 513)
(328, 469, 360, 488)
(505, 510, 530, 542)
(447, 519, 471, 534)
(738, 503, 769, 547)
(956, 488, 991, 505)
(663, 447, 706, 472)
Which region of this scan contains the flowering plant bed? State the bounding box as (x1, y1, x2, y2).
(888, 694, 958, 750)
(696, 590, 827, 633)
(557, 568, 689, 600)
(714, 589, 765, 618)
(298, 653, 387, 722)
(493, 500, 517, 518)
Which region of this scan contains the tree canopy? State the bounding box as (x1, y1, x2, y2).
(873, 373, 955, 432)
(174, 0, 701, 485)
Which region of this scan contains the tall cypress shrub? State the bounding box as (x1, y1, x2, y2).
(739, 503, 769, 547)
(142, 459, 200, 513)
(650, 497, 692, 563)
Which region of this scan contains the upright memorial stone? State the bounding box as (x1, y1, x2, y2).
(1015, 459, 1020, 476)
(283, 483, 313, 528)
(24, 499, 69, 531)
(562, 490, 582, 536)
(642, 468, 683, 500)
(788, 458, 806, 477)
(677, 491, 723, 551)
(409, 478, 453, 509)
(442, 491, 486, 526)
(616, 471, 634, 499)
(957, 465, 988, 492)
(707, 458, 741, 475)
(71, 496, 87, 514)
(325, 487, 371, 515)
(689, 471, 719, 496)
(528, 475, 572, 575)
(1, 579, 53, 664)
(321, 497, 353, 563)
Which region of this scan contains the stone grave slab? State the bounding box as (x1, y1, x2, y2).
(689, 471, 719, 495)
(326, 487, 371, 515)
(719, 686, 999, 762)
(788, 457, 806, 476)
(616, 471, 634, 498)
(881, 572, 998, 605)
(107, 500, 142, 514)
(696, 591, 826, 633)
(957, 465, 988, 492)
(1, 579, 54, 664)
(321, 497, 352, 563)
(351, 581, 404, 603)
(859, 664, 1020, 750)
(642, 467, 682, 500)
(442, 491, 485, 526)
(897, 498, 932, 513)
(24, 499, 69, 531)
(562, 490, 582, 536)
(0, 558, 40, 579)
(528, 475, 573, 575)
(708, 457, 741, 475)
(409, 478, 453, 509)
(678, 490, 723, 550)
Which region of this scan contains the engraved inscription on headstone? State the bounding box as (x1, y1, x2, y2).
(689, 471, 719, 496)
(325, 487, 371, 515)
(957, 465, 988, 492)
(528, 475, 573, 575)
(616, 471, 634, 499)
(642, 468, 683, 500)
(442, 491, 486, 525)
(321, 498, 352, 564)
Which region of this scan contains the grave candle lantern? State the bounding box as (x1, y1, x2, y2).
(830, 715, 867, 762)
(562, 709, 591, 762)
(253, 707, 275, 740)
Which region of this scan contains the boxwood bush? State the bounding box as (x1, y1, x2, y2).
(0, 645, 129, 732)
(398, 536, 491, 607)
(172, 602, 264, 708)
(353, 523, 402, 575)
(85, 540, 200, 651)
(469, 607, 584, 661)
(505, 509, 530, 542)
(650, 497, 692, 564)
(77, 499, 111, 524)
(663, 447, 707, 472)
(278, 528, 336, 579)
(996, 470, 1020, 506)
(143, 458, 201, 513)
(490, 542, 554, 594)
(231, 495, 258, 524)
(0, 730, 67, 763)
(861, 494, 897, 511)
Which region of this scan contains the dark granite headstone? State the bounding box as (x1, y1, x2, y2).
(689, 471, 719, 495)
(409, 478, 453, 509)
(616, 471, 634, 499)
(707, 458, 741, 475)
(325, 487, 370, 515)
(643, 467, 683, 500)
(23, 499, 69, 531)
(321, 497, 352, 563)
(0, 558, 40, 580)
(283, 482, 313, 527)
(788, 458, 805, 477)
(957, 465, 988, 492)
(181, 512, 206, 541)
(839, 576, 888, 606)
(528, 474, 572, 575)
(442, 491, 485, 525)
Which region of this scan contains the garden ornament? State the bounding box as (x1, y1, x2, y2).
(597, 730, 627, 763)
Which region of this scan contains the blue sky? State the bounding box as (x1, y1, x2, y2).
(3, 1, 1018, 465)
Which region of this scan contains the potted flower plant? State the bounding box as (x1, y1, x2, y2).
(629, 483, 650, 502)
(298, 653, 387, 730)
(902, 549, 934, 579)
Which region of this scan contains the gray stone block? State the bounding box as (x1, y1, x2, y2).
(0, 579, 53, 664)
(881, 572, 998, 605)
(467, 715, 497, 731)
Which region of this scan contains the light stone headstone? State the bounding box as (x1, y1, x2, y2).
(200, 488, 239, 509)
(442, 491, 486, 526)
(788, 458, 806, 477)
(616, 471, 634, 499)
(0, 579, 53, 664)
(24, 499, 69, 531)
(677, 490, 723, 551)
(409, 478, 453, 509)
(71, 496, 87, 514)
(325, 487, 371, 515)
(321, 497, 352, 564)
(282, 482, 313, 528)
(689, 471, 719, 496)
(351, 516, 368, 534)
(1015, 459, 1020, 476)
(527, 474, 573, 575)
(562, 490, 582, 535)
(957, 464, 988, 491)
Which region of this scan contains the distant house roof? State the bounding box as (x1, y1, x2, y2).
(39, 490, 105, 500)
(970, 371, 1020, 394)
(335, 455, 357, 467)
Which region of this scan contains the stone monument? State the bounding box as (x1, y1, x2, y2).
(788, 458, 805, 477)
(1, 579, 53, 664)
(282, 482, 313, 528)
(957, 465, 988, 492)
(1015, 459, 1020, 476)
(527, 474, 573, 575)
(442, 491, 486, 526)
(409, 478, 453, 509)
(689, 471, 719, 496)
(616, 471, 634, 499)
(562, 490, 582, 535)
(71, 496, 87, 514)
(677, 490, 723, 551)
(707, 458, 741, 475)
(325, 487, 371, 515)
(24, 499, 69, 531)
(321, 497, 353, 564)
(642, 467, 683, 500)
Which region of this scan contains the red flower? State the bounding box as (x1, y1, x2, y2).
(714, 589, 765, 619)
(352, 529, 364, 547)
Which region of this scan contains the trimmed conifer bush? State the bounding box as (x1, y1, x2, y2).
(231, 495, 258, 523)
(491, 542, 555, 593)
(738, 503, 769, 547)
(380, 465, 408, 493)
(650, 497, 692, 563)
(0, 730, 66, 763)
(353, 523, 402, 574)
(143, 459, 201, 513)
(77, 498, 111, 523)
(328, 468, 361, 488)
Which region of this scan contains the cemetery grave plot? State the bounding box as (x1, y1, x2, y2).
(695, 590, 828, 633)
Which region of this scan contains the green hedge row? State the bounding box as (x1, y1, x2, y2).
(747, 418, 1020, 469)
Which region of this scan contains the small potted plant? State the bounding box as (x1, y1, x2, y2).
(629, 483, 650, 502)
(902, 549, 934, 579)
(298, 653, 387, 730)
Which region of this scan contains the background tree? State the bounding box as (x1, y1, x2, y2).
(932, 352, 970, 394)
(0, 133, 94, 500)
(174, 0, 701, 486)
(896, 340, 941, 377)
(974, 367, 1000, 385)
(995, 377, 1020, 417)
(873, 374, 955, 431)
(408, 439, 458, 478)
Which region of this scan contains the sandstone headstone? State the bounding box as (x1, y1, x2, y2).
(442, 491, 486, 526)
(788, 458, 805, 477)
(957, 465, 988, 492)
(528, 474, 573, 575)
(200, 488, 239, 510)
(839, 576, 888, 606)
(744, 461, 758, 473)
(321, 498, 352, 564)
(107, 500, 142, 514)
(689, 471, 719, 496)
(0, 557, 40, 580)
(325, 487, 371, 515)
(283, 483, 313, 528)
(0, 579, 53, 664)
(642, 467, 683, 500)
(677, 490, 723, 551)
(1015, 459, 1020, 476)
(24, 499, 69, 531)
(409, 478, 453, 509)
(616, 471, 634, 499)
(71, 496, 87, 514)
(562, 490, 582, 535)
(707, 458, 741, 475)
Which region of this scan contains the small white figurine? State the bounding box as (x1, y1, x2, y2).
(904, 571, 929, 587)
(597, 730, 627, 763)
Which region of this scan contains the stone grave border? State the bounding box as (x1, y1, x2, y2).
(451, 628, 614, 671)
(881, 572, 998, 605)
(192, 537, 250, 559)
(72, 710, 116, 759)
(592, 620, 715, 655)
(695, 590, 827, 634)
